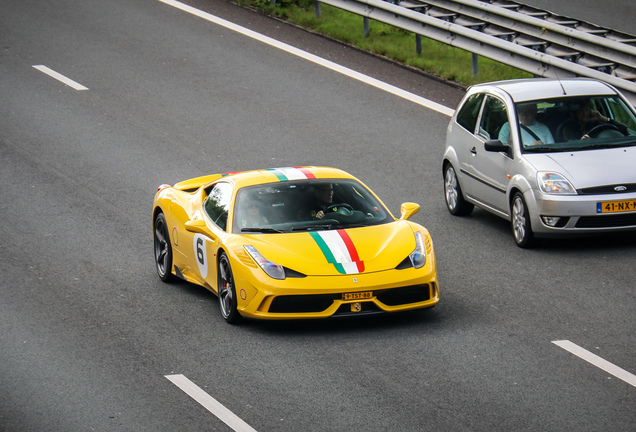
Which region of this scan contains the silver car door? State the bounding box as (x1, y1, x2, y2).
(469, 95, 513, 215)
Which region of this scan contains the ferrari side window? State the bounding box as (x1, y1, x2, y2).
(204, 182, 233, 231)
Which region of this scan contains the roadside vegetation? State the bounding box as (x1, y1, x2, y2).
(237, 0, 532, 87)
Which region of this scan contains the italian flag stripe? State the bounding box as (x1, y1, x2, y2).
(267, 167, 315, 181)
(294, 166, 316, 179)
(310, 230, 365, 274)
(268, 169, 288, 181)
(309, 231, 338, 264)
(337, 229, 360, 262)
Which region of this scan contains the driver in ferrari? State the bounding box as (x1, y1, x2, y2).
(299, 183, 336, 220)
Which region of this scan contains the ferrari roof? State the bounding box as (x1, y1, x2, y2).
(228, 166, 354, 186)
(174, 166, 356, 191)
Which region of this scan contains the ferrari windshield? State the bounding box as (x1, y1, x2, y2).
(232, 179, 392, 233)
(515, 95, 636, 153)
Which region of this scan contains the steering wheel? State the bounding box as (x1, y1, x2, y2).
(585, 123, 621, 138)
(325, 203, 354, 215)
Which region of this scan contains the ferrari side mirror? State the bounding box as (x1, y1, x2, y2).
(400, 202, 420, 220)
(185, 219, 212, 236)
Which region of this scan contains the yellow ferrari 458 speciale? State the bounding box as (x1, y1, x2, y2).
(153, 166, 439, 323)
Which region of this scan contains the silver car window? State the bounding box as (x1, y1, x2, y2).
(478, 96, 509, 141)
(456, 93, 485, 133)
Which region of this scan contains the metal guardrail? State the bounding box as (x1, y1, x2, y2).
(315, 0, 636, 103)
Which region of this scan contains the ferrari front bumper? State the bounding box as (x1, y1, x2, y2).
(234, 266, 439, 320)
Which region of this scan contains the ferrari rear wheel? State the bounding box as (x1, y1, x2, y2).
(218, 252, 241, 324)
(154, 212, 174, 282)
(444, 163, 473, 216)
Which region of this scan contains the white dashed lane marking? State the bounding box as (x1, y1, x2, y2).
(32, 65, 88, 90)
(166, 374, 259, 432)
(553, 340, 636, 387)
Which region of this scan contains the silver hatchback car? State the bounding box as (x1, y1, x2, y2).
(443, 78, 636, 247)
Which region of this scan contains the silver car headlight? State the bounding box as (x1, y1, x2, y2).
(409, 231, 427, 269)
(537, 172, 577, 195)
(244, 245, 286, 280)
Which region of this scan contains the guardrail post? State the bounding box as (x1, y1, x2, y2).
(314, 0, 636, 102)
(416, 34, 422, 54)
(364, 17, 370, 37)
(315, 1, 321, 18)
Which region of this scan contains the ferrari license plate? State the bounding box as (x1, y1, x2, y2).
(343, 291, 372, 301)
(597, 200, 636, 213)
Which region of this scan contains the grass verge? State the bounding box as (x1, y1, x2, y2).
(242, 1, 532, 87)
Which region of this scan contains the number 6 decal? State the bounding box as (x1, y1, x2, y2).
(193, 233, 209, 278)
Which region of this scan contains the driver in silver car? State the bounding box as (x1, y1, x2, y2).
(561, 99, 628, 141)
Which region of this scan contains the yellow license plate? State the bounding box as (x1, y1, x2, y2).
(597, 200, 636, 213)
(343, 291, 372, 301)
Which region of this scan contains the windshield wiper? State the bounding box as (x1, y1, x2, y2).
(579, 142, 636, 150)
(291, 224, 335, 231)
(241, 227, 284, 233)
(291, 223, 368, 231)
(524, 146, 568, 153)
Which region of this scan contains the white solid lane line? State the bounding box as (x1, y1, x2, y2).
(553, 340, 636, 387)
(158, 0, 455, 117)
(32, 65, 89, 90)
(166, 374, 258, 432)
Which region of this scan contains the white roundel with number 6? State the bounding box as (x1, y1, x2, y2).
(193, 233, 209, 279)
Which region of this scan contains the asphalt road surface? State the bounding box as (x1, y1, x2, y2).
(523, 0, 634, 35)
(1, 0, 634, 431)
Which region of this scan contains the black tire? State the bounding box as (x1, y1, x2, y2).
(218, 253, 241, 324)
(444, 163, 473, 216)
(510, 192, 537, 248)
(154, 212, 174, 282)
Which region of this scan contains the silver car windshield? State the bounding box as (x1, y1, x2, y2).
(232, 179, 392, 234)
(515, 96, 636, 153)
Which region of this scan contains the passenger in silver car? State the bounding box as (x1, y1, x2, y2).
(499, 103, 554, 147)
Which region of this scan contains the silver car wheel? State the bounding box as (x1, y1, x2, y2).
(443, 164, 473, 216)
(511, 193, 536, 248)
(444, 166, 459, 211)
(512, 196, 526, 243)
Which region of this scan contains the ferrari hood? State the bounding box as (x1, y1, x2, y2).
(244, 221, 418, 276)
(524, 147, 636, 189)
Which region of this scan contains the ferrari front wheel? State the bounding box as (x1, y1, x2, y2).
(154, 212, 174, 282)
(218, 253, 241, 324)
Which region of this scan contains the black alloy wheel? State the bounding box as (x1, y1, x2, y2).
(218, 252, 241, 324)
(154, 212, 174, 282)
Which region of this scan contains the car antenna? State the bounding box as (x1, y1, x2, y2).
(552, 67, 567, 96)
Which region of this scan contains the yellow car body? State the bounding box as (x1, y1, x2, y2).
(152, 166, 439, 323)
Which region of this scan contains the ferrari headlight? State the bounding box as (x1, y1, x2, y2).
(409, 231, 427, 269)
(537, 172, 577, 195)
(244, 245, 285, 280)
